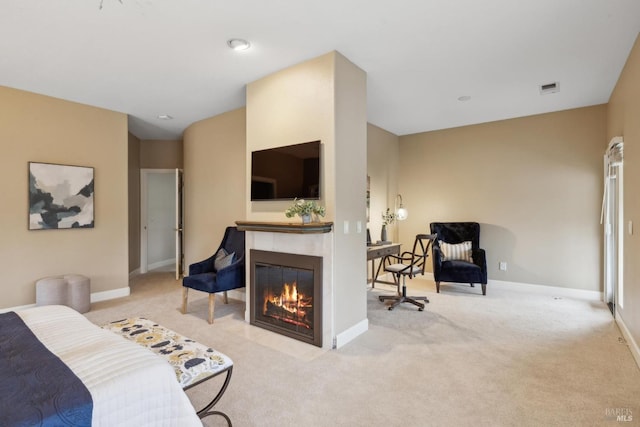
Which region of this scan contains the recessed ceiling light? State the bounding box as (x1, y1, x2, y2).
(458, 95, 471, 102)
(227, 38, 251, 51)
(157, 114, 173, 120)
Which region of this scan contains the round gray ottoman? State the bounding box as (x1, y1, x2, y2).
(35, 274, 91, 313)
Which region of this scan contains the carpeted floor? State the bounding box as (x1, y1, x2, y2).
(85, 273, 640, 427)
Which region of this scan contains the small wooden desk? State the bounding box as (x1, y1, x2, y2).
(367, 243, 401, 287)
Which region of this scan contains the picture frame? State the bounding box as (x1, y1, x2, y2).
(28, 162, 95, 230)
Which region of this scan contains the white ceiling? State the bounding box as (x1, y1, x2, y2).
(1, 1, 639, 140)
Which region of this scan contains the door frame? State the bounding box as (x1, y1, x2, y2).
(140, 168, 181, 274)
(602, 137, 624, 316)
(175, 169, 184, 280)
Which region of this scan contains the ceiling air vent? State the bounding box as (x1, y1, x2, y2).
(540, 82, 560, 95)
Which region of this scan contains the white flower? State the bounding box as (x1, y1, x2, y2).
(382, 208, 396, 226)
(285, 198, 326, 218)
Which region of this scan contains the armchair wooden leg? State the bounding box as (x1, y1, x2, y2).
(470, 283, 475, 287)
(481, 284, 487, 295)
(182, 287, 188, 314)
(208, 294, 216, 324)
(223, 291, 228, 304)
(436, 282, 441, 293)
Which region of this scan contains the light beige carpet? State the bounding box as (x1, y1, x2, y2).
(85, 273, 640, 427)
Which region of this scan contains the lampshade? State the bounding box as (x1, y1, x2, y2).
(395, 194, 408, 221)
(396, 206, 408, 220)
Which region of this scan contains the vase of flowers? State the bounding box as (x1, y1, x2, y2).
(285, 198, 326, 224)
(381, 208, 396, 243)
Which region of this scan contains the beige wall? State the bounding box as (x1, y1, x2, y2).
(333, 53, 368, 334)
(366, 124, 400, 243)
(607, 34, 640, 351)
(140, 139, 183, 169)
(0, 86, 129, 308)
(183, 108, 246, 267)
(398, 105, 607, 291)
(246, 51, 368, 337)
(246, 53, 337, 222)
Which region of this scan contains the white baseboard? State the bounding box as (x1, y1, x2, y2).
(487, 278, 602, 300)
(415, 272, 602, 300)
(615, 314, 640, 370)
(2, 287, 131, 313)
(90, 287, 131, 303)
(334, 318, 369, 349)
(0, 303, 36, 314)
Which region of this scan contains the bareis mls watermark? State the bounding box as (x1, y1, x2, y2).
(605, 408, 633, 422)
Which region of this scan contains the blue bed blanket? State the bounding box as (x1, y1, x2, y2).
(0, 311, 93, 426)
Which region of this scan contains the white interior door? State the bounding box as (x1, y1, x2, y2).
(603, 172, 618, 313)
(140, 169, 178, 274)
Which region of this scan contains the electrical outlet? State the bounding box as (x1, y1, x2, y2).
(356, 221, 362, 233)
(343, 220, 349, 234)
(499, 262, 507, 271)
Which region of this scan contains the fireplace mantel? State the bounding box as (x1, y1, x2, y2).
(236, 220, 333, 234)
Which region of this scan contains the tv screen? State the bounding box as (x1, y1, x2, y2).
(251, 140, 321, 201)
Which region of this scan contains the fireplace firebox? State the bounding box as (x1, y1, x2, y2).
(250, 250, 322, 347)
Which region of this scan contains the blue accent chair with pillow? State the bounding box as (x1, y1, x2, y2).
(430, 222, 488, 295)
(182, 226, 245, 324)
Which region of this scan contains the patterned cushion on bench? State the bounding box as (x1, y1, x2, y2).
(103, 317, 233, 388)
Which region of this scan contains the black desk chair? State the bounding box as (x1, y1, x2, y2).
(379, 234, 435, 311)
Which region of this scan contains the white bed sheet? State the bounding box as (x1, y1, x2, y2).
(17, 305, 202, 427)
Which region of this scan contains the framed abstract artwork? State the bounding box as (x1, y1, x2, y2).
(28, 162, 95, 230)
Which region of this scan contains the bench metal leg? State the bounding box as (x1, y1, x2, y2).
(185, 366, 233, 426)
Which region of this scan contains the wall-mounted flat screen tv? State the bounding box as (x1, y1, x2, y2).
(251, 140, 321, 201)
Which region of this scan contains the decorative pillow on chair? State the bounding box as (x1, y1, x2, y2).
(214, 248, 235, 270)
(214, 247, 227, 260)
(439, 240, 473, 263)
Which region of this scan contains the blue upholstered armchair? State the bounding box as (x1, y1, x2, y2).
(430, 222, 488, 295)
(181, 226, 245, 323)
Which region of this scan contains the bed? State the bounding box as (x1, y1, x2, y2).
(0, 305, 202, 427)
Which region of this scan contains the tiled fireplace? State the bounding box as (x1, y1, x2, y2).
(237, 221, 334, 349)
(250, 250, 322, 347)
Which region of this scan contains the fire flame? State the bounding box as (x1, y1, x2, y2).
(263, 282, 313, 327)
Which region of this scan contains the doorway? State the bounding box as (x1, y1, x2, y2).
(140, 169, 184, 279)
(602, 137, 623, 316)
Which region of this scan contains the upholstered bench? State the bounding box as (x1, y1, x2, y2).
(102, 317, 234, 426)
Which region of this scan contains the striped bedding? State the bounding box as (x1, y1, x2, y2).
(2, 305, 202, 427)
